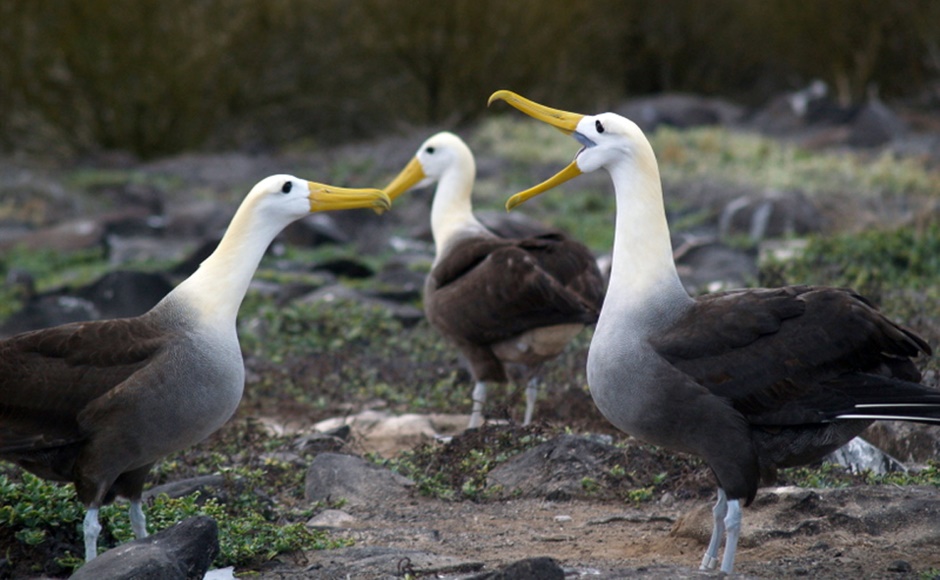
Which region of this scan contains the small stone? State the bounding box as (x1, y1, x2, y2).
(475, 557, 565, 580)
(887, 560, 912, 573)
(553, 515, 572, 523)
(306, 509, 357, 529)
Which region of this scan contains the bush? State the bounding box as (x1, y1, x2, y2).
(2, 0, 939, 158)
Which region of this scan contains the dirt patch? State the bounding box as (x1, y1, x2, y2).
(254, 423, 940, 579)
(263, 487, 940, 579)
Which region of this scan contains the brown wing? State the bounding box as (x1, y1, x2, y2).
(426, 233, 603, 346)
(651, 285, 934, 424)
(0, 315, 171, 454)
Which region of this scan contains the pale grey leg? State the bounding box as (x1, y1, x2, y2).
(468, 381, 486, 429)
(700, 488, 727, 570)
(83, 507, 101, 561)
(129, 500, 148, 539)
(523, 376, 539, 426)
(720, 498, 742, 574)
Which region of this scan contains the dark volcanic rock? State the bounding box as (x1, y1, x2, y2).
(296, 283, 424, 326)
(673, 238, 759, 292)
(861, 422, 940, 464)
(718, 189, 823, 241)
(71, 516, 219, 580)
(0, 294, 100, 337)
(0, 270, 173, 336)
(170, 237, 222, 277)
(74, 270, 174, 319)
(747, 81, 848, 136)
(467, 557, 565, 580)
(305, 452, 414, 508)
(486, 435, 621, 500)
(312, 257, 375, 279)
(848, 97, 906, 148)
(143, 475, 233, 505)
(616, 93, 745, 132)
(282, 213, 352, 246)
(372, 261, 427, 301)
(476, 210, 562, 239)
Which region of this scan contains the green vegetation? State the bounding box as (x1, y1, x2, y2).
(239, 297, 469, 414)
(477, 119, 940, 200)
(474, 119, 940, 255)
(63, 168, 183, 198)
(762, 221, 940, 292)
(378, 426, 549, 501)
(0, 247, 109, 321)
(4, 1, 940, 158)
(780, 460, 940, 490)
(0, 421, 351, 576)
(652, 128, 940, 201)
(2, 102, 939, 576)
(761, 222, 940, 372)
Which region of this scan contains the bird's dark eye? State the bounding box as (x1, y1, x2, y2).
(595, 120, 605, 134)
(425, 146, 435, 154)
(281, 181, 293, 194)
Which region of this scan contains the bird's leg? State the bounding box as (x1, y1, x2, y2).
(700, 488, 727, 570)
(129, 500, 148, 539)
(720, 498, 742, 574)
(83, 507, 101, 561)
(523, 376, 539, 426)
(468, 381, 487, 429)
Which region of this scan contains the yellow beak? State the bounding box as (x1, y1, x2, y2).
(488, 90, 586, 210)
(488, 90, 584, 135)
(505, 160, 582, 210)
(382, 157, 427, 202)
(308, 182, 391, 214)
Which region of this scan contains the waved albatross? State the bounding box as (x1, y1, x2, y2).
(489, 90, 940, 574)
(0, 175, 390, 562)
(382, 131, 604, 428)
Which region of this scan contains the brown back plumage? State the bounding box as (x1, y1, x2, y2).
(425, 229, 604, 382)
(0, 312, 173, 486)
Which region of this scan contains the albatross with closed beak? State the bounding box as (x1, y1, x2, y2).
(489, 89, 940, 574)
(382, 131, 604, 428)
(0, 175, 389, 562)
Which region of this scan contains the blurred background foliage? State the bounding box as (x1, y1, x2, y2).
(1, 0, 939, 159)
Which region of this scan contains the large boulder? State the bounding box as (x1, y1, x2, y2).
(71, 516, 219, 580)
(305, 452, 414, 508)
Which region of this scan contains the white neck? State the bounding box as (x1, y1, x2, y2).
(603, 152, 691, 324)
(168, 197, 282, 327)
(429, 154, 488, 263)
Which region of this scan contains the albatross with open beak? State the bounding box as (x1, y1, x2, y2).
(489, 89, 939, 574)
(382, 131, 604, 428)
(0, 175, 389, 563)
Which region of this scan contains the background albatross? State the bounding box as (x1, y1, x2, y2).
(0, 175, 389, 563)
(489, 89, 940, 574)
(381, 131, 604, 428)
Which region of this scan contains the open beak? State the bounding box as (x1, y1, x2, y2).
(488, 90, 586, 210)
(505, 160, 582, 210)
(382, 157, 426, 202)
(308, 182, 391, 214)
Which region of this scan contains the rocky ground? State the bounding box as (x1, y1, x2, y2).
(258, 421, 940, 580)
(2, 88, 940, 579)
